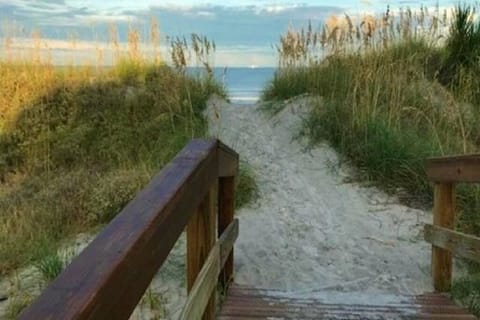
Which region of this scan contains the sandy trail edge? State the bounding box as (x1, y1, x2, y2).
(206, 95, 432, 299)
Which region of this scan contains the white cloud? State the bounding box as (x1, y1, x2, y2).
(0, 0, 75, 14)
(77, 14, 138, 23)
(1, 36, 277, 66)
(196, 11, 215, 17)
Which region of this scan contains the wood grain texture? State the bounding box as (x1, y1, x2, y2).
(19, 139, 220, 320)
(426, 154, 480, 182)
(424, 224, 480, 264)
(431, 182, 455, 292)
(187, 188, 216, 320)
(218, 176, 235, 289)
(180, 219, 238, 320)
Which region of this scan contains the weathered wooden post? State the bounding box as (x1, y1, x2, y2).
(431, 182, 455, 292)
(218, 176, 235, 289)
(187, 188, 216, 320)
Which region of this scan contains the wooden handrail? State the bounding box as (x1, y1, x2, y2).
(19, 139, 239, 320)
(425, 154, 480, 292)
(424, 224, 480, 264)
(426, 154, 480, 182)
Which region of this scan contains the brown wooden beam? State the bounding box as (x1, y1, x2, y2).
(431, 182, 455, 292)
(424, 224, 480, 264)
(426, 154, 480, 183)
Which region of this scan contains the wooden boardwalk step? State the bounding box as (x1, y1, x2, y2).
(218, 285, 478, 319)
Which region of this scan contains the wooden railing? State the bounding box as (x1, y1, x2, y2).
(425, 154, 480, 292)
(19, 139, 239, 320)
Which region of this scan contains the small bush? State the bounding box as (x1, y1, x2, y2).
(235, 163, 259, 209)
(35, 251, 66, 282)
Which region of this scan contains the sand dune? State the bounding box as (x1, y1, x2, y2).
(206, 95, 432, 296)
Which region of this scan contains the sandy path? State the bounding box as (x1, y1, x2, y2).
(206, 96, 432, 297)
(0, 96, 434, 319)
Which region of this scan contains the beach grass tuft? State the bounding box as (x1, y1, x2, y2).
(235, 163, 259, 209)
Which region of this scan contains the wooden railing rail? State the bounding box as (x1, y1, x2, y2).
(426, 154, 480, 183)
(19, 139, 239, 320)
(424, 225, 480, 264)
(180, 219, 238, 320)
(424, 154, 480, 292)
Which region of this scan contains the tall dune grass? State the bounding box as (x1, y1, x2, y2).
(0, 23, 226, 279)
(264, 4, 480, 314)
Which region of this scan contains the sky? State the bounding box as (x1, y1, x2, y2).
(0, 0, 457, 66)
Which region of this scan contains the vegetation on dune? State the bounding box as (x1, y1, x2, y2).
(0, 60, 222, 277)
(0, 23, 258, 318)
(264, 4, 480, 314)
(235, 163, 259, 209)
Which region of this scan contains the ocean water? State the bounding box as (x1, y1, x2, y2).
(213, 67, 276, 105)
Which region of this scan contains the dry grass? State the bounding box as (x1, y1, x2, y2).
(273, 6, 448, 68)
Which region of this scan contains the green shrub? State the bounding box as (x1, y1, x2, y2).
(235, 163, 259, 209)
(35, 251, 67, 282)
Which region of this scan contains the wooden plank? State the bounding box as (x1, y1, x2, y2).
(187, 188, 216, 320)
(426, 154, 480, 182)
(219, 285, 477, 320)
(180, 219, 238, 320)
(218, 176, 235, 289)
(218, 219, 238, 268)
(218, 140, 239, 178)
(19, 139, 219, 320)
(181, 246, 220, 320)
(424, 224, 480, 263)
(431, 182, 455, 292)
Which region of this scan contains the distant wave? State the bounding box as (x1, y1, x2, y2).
(210, 67, 275, 105)
(231, 96, 258, 101)
(230, 95, 259, 105)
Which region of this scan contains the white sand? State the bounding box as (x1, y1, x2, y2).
(0, 96, 434, 319)
(206, 96, 432, 297)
